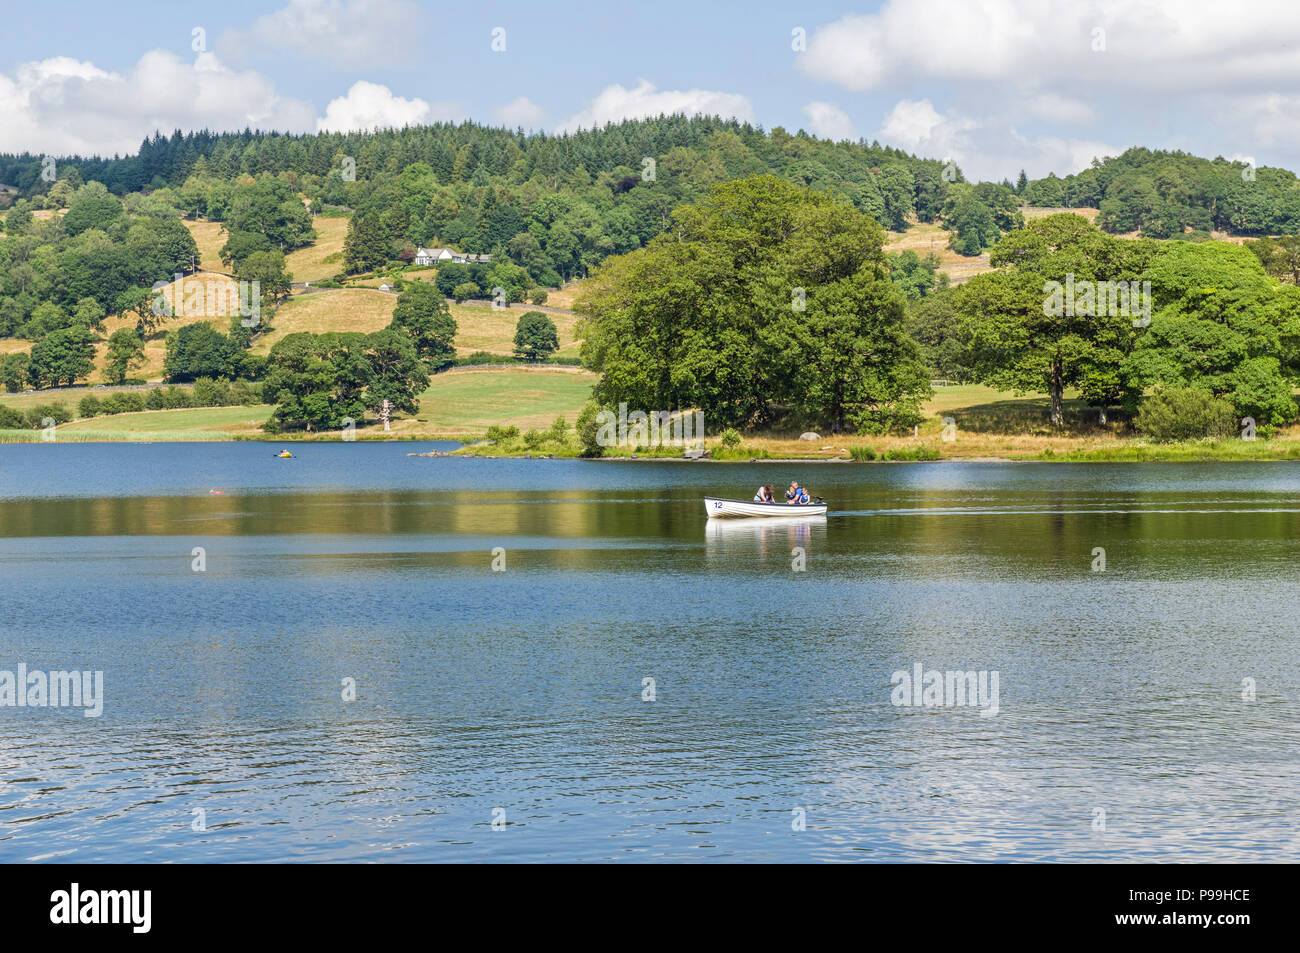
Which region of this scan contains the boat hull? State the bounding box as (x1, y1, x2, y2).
(704, 497, 828, 519)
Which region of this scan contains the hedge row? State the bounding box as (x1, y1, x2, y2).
(0, 379, 264, 429)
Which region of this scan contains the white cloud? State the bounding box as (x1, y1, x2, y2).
(494, 96, 545, 129)
(1024, 93, 1095, 125)
(0, 52, 315, 156)
(877, 99, 975, 160)
(560, 80, 753, 131)
(228, 0, 423, 68)
(874, 98, 1114, 180)
(316, 81, 462, 133)
(801, 102, 855, 141)
(1210, 93, 1300, 152)
(800, 0, 1300, 94)
(798, 0, 1300, 177)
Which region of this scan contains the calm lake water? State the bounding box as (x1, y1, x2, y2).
(2, 443, 1299, 862)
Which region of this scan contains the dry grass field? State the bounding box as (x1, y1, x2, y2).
(183, 220, 228, 273)
(542, 281, 590, 310)
(284, 215, 349, 282)
(883, 221, 993, 286)
(450, 303, 582, 356)
(97, 272, 245, 381)
(1021, 206, 1100, 223)
(249, 288, 396, 353)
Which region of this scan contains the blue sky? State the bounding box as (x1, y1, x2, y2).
(4, 1, 1300, 182)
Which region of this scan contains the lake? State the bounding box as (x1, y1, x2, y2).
(2, 442, 1299, 862)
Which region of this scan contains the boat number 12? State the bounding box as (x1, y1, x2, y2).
(713, 501, 723, 509)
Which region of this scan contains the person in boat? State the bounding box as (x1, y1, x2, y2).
(753, 484, 775, 503)
(785, 481, 811, 505)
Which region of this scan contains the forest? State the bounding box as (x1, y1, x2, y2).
(3, 117, 1300, 438)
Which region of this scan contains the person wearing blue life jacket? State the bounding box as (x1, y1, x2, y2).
(785, 481, 811, 505)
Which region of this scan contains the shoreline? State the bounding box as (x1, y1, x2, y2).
(6, 434, 1297, 462)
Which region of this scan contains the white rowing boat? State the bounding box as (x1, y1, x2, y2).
(704, 496, 828, 519)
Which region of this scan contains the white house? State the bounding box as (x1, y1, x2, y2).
(414, 247, 493, 266)
(414, 247, 455, 266)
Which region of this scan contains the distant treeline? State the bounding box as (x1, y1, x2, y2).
(1016, 147, 1300, 237)
(2, 117, 1006, 335)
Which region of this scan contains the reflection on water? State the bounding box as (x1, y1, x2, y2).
(705, 516, 825, 565)
(1, 444, 1299, 861)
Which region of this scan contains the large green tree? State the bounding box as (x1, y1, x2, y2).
(389, 282, 457, 369)
(577, 175, 929, 431)
(27, 327, 96, 387)
(263, 332, 373, 431)
(365, 327, 429, 415)
(1124, 241, 1300, 427)
(513, 311, 559, 362)
(262, 330, 430, 432)
(163, 322, 238, 382)
(343, 213, 389, 274)
(104, 327, 145, 384)
(957, 213, 1156, 425)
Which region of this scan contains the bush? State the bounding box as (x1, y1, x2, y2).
(0, 404, 24, 428)
(162, 386, 193, 409)
(191, 377, 234, 407)
(527, 289, 549, 306)
(522, 428, 546, 449)
(575, 400, 606, 457)
(849, 444, 876, 461)
(78, 395, 102, 418)
(25, 402, 72, 427)
(485, 424, 520, 443)
(883, 446, 940, 461)
(145, 388, 166, 410)
(1135, 388, 1238, 442)
(854, 401, 925, 436)
(101, 392, 145, 415)
(452, 282, 481, 303)
(718, 427, 742, 448)
(546, 415, 568, 442)
(192, 377, 219, 406)
(230, 380, 261, 405)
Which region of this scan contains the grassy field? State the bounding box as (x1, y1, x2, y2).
(9, 371, 1300, 458)
(0, 384, 116, 412)
(413, 366, 595, 432)
(284, 216, 349, 282)
(183, 220, 228, 273)
(1, 367, 597, 441)
(59, 405, 272, 435)
(183, 215, 349, 283)
(0, 272, 246, 383)
(248, 291, 583, 357)
(113, 272, 246, 381)
(250, 288, 395, 353)
(883, 221, 992, 286)
(451, 303, 583, 357)
(1021, 206, 1100, 223)
(543, 281, 590, 310)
